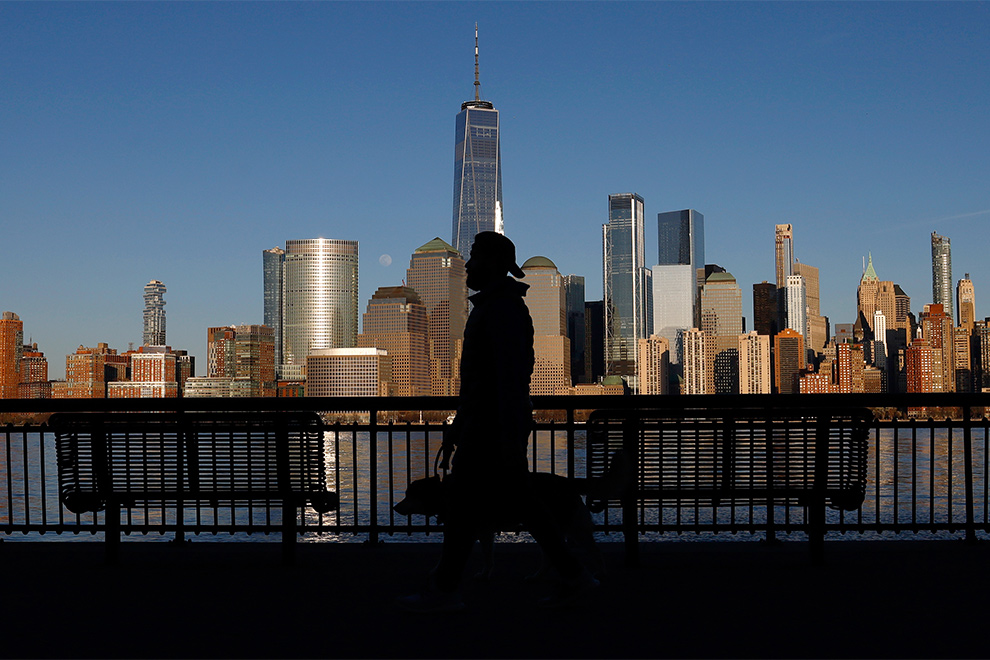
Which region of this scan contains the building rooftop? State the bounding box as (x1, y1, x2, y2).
(522, 255, 557, 270)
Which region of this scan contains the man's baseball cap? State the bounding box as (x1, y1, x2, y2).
(471, 231, 525, 278)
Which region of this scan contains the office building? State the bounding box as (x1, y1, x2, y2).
(142, 280, 167, 347)
(785, 274, 808, 340)
(894, 285, 912, 332)
(958, 275, 975, 332)
(701, 270, 743, 394)
(584, 300, 605, 384)
(357, 286, 430, 397)
(52, 343, 121, 399)
(681, 328, 707, 395)
(775, 224, 793, 329)
(793, 261, 827, 355)
(451, 25, 503, 258)
(405, 238, 467, 396)
(652, 265, 694, 365)
(954, 326, 973, 393)
(872, 310, 889, 375)
(563, 275, 586, 385)
(973, 319, 990, 391)
(305, 348, 392, 397)
(0, 312, 23, 399)
(657, 209, 705, 314)
(906, 337, 938, 393)
(774, 329, 805, 394)
(17, 343, 49, 399)
(857, 255, 897, 338)
(282, 238, 359, 380)
(109, 347, 180, 399)
(522, 257, 571, 395)
(753, 282, 778, 338)
(774, 224, 793, 289)
(920, 303, 954, 393)
(201, 325, 276, 397)
(738, 331, 771, 394)
(931, 232, 953, 321)
(604, 193, 650, 391)
(263, 247, 286, 369)
(638, 335, 670, 395)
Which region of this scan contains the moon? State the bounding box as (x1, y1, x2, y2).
(379, 254, 392, 267)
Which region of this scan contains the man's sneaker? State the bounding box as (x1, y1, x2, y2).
(395, 586, 466, 614)
(538, 570, 600, 609)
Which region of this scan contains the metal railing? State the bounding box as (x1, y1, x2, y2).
(2, 393, 988, 543)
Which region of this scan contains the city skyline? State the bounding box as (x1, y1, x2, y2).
(3, 3, 988, 378)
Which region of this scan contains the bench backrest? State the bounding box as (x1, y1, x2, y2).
(52, 412, 331, 514)
(587, 408, 871, 511)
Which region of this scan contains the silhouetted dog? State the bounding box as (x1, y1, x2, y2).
(393, 451, 631, 580)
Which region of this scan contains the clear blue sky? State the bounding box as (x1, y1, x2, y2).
(3, 2, 988, 379)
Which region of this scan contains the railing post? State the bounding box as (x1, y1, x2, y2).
(809, 415, 830, 565)
(621, 414, 640, 568)
(963, 405, 976, 545)
(367, 406, 380, 546)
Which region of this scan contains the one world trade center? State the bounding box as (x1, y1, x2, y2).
(451, 25, 503, 259)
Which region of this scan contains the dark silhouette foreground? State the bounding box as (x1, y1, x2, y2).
(396, 232, 594, 613)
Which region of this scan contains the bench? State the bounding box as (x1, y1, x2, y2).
(586, 407, 872, 564)
(51, 411, 338, 564)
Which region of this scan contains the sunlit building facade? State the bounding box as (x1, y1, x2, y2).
(638, 335, 670, 395)
(701, 271, 742, 394)
(357, 286, 430, 397)
(957, 275, 975, 332)
(305, 348, 392, 397)
(738, 331, 771, 394)
(0, 312, 23, 399)
(405, 238, 467, 396)
(282, 238, 359, 380)
(522, 257, 571, 396)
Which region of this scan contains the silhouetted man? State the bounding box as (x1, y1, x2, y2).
(396, 232, 596, 613)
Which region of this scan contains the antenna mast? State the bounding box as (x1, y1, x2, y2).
(474, 23, 480, 101)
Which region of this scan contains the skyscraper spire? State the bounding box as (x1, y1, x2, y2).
(474, 23, 481, 101)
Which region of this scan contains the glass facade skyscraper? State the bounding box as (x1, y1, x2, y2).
(657, 209, 705, 290)
(142, 280, 166, 347)
(652, 265, 694, 365)
(604, 193, 651, 391)
(262, 247, 285, 371)
(931, 231, 953, 321)
(281, 239, 359, 380)
(451, 28, 502, 258)
(655, 209, 705, 365)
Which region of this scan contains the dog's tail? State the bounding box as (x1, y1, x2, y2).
(579, 450, 634, 500)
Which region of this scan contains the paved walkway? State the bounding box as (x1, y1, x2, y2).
(3, 537, 988, 658)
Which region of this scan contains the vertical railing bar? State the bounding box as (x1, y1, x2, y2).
(566, 406, 575, 480)
(928, 420, 936, 527)
(947, 415, 955, 527)
(911, 421, 920, 530)
(963, 405, 975, 543)
(368, 409, 379, 544)
(22, 425, 31, 529)
(893, 421, 899, 532)
(351, 424, 359, 534)
(39, 425, 48, 529)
